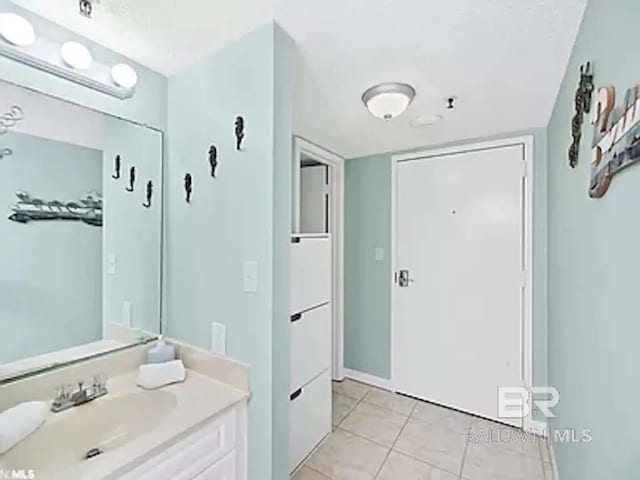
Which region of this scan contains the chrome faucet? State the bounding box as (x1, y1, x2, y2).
(51, 374, 108, 413)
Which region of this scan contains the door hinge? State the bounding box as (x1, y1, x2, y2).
(520, 269, 527, 288)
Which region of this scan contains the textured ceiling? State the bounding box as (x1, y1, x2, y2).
(10, 0, 587, 158)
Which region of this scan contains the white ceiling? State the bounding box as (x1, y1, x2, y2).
(10, 0, 587, 158)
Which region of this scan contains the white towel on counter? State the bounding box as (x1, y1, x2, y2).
(0, 401, 49, 454)
(137, 359, 186, 390)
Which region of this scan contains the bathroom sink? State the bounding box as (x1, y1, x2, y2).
(0, 389, 177, 473)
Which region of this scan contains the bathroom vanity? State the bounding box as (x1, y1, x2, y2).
(0, 342, 249, 480)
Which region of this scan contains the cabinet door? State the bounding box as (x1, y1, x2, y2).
(291, 236, 331, 314)
(195, 451, 236, 480)
(289, 370, 331, 473)
(290, 303, 331, 391)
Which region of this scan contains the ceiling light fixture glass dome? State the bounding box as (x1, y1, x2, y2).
(362, 82, 416, 120)
(111, 63, 138, 89)
(0, 13, 36, 47)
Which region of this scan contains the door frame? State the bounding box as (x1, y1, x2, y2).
(390, 135, 535, 432)
(293, 136, 345, 381)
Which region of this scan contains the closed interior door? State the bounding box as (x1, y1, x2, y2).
(393, 145, 525, 426)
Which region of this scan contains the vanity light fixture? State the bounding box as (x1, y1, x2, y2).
(60, 41, 92, 70)
(362, 82, 416, 120)
(0, 12, 137, 100)
(0, 13, 35, 47)
(111, 63, 138, 89)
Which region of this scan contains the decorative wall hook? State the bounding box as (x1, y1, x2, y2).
(568, 62, 594, 168)
(142, 181, 153, 208)
(0, 148, 12, 160)
(446, 97, 455, 109)
(79, 0, 93, 18)
(235, 116, 245, 151)
(0, 105, 24, 135)
(184, 173, 193, 203)
(209, 145, 218, 177)
(112, 154, 121, 179)
(126, 166, 136, 192)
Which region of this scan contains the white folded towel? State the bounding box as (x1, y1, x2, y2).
(137, 359, 186, 390)
(0, 401, 49, 454)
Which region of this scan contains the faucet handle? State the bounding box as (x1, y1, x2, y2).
(53, 384, 72, 404)
(92, 373, 107, 390)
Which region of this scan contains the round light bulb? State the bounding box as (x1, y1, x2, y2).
(60, 41, 92, 70)
(111, 63, 138, 89)
(0, 13, 36, 47)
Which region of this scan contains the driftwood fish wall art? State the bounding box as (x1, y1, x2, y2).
(235, 116, 245, 151)
(184, 173, 193, 203)
(589, 84, 640, 198)
(209, 145, 218, 177)
(9, 191, 103, 226)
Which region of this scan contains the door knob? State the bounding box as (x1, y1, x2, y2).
(398, 270, 413, 287)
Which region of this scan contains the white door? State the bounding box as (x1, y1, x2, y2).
(393, 145, 525, 426)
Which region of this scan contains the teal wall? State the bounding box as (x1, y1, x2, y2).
(546, 0, 640, 478)
(271, 24, 295, 480)
(345, 129, 549, 393)
(165, 23, 293, 480)
(0, 1, 167, 130)
(0, 132, 102, 363)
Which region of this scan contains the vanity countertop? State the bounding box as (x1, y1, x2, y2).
(0, 368, 248, 480)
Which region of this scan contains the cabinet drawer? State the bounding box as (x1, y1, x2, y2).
(118, 408, 237, 480)
(290, 303, 331, 391)
(289, 370, 331, 473)
(291, 236, 331, 314)
(195, 451, 235, 480)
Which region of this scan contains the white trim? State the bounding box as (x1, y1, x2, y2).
(549, 439, 560, 480)
(343, 368, 394, 391)
(390, 135, 535, 430)
(293, 137, 345, 381)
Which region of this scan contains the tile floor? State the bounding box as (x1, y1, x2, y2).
(293, 379, 554, 480)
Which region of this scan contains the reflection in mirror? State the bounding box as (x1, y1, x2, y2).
(0, 80, 163, 382)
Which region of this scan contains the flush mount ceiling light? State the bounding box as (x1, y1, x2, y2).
(60, 41, 92, 69)
(111, 63, 138, 89)
(0, 13, 36, 47)
(362, 82, 416, 120)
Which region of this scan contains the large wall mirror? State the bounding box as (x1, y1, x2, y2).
(0, 79, 163, 382)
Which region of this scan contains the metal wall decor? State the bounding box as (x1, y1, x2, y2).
(126, 166, 136, 192)
(0, 148, 11, 160)
(589, 84, 640, 198)
(79, 0, 93, 18)
(568, 62, 594, 168)
(142, 181, 153, 208)
(209, 145, 218, 177)
(112, 154, 121, 179)
(0, 105, 24, 135)
(184, 173, 193, 203)
(235, 116, 245, 151)
(9, 191, 102, 226)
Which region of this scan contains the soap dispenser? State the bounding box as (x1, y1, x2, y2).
(147, 335, 176, 364)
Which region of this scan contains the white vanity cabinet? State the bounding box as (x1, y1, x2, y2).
(116, 402, 247, 480)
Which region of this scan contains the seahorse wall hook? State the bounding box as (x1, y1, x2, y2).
(126, 166, 136, 192)
(142, 180, 153, 208)
(184, 173, 193, 203)
(209, 145, 218, 177)
(235, 116, 245, 151)
(112, 154, 121, 179)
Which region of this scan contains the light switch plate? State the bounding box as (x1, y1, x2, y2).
(375, 248, 384, 261)
(122, 301, 132, 327)
(211, 322, 226, 355)
(107, 253, 117, 274)
(243, 260, 258, 293)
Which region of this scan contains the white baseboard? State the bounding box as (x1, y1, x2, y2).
(342, 368, 394, 391)
(548, 439, 560, 480)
